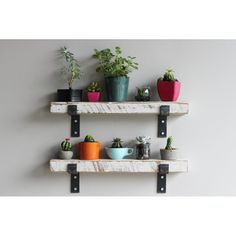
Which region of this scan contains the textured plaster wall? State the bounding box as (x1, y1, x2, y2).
(0, 40, 235, 196)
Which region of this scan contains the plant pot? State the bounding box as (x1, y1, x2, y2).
(136, 143, 150, 160)
(78, 142, 100, 160)
(135, 96, 150, 101)
(105, 76, 129, 102)
(157, 80, 181, 101)
(87, 92, 101, 102)
(57, 89, 83, 102)
(105, 147, 133, 160)
(160, 148, 178, 160)
(58, 150, 73, 160)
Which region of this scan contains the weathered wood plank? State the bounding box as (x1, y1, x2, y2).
(50, 102, 189, 115)
(50, 159, 188, 173)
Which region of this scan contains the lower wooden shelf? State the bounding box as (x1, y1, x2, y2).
(50, 159, 188, 173)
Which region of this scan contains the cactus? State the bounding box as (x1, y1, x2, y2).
(111, 138, 123, 148)
(84, 135, 95, 142)
(165, 136, 173, 150)
(86, 81, 102, 92)
(136, 136, 151, 144)
(61, 138, 72, 151)
(160, 69, 177, 82)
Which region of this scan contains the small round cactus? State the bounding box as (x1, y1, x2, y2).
(165, 136, 173, 150)
(111, 138, 123, 148)
(61, 138, 72, 151)
(160, 69, 177, 82)
(84, 135, 95, 142)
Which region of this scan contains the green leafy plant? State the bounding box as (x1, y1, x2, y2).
(159, 69, 178, 82)
(93, 47, 138, 78)
(61, 138, 72, 151)
(165, 136, 173, 150)
(136, 86, 150, 97)
(111, 138, 123, 148)
(84, 135, 95, 142)
(86, 82, 102, 92)
(61, 47, 81, 89)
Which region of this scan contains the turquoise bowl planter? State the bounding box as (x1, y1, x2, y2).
(105, 76, 129, 102)
(105, 147, 134, 160)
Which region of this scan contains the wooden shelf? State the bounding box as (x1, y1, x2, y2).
(50, 159, 188, 173)
(50, 101, 189, 115)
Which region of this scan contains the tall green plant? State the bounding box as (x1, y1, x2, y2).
(61, 47, 81, 89)
(165, 136, 173, 150)
(93, 47, 138, 78)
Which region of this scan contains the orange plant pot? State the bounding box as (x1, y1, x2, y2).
(78, 142, 100, 160)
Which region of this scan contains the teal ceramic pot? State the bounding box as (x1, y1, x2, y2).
(105, 76, 129, 102)
(105, 147, 134, 160)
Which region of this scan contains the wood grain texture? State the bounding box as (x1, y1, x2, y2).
(50, 102, 189, 115)
(50, 159, 188, 173)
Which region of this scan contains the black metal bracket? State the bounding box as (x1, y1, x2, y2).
(157, 164, 169, 193)
(158, 105, 170, 137)
(67, 164, 80, 193)
(68, 105, 80, 137)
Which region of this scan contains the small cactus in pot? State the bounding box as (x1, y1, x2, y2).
(160, 136, 178, 160)
(86, 81, 102, 102)
(111, 138, 123, 148)
(59, 138, 73, 159)
(136, 136, 151, 160)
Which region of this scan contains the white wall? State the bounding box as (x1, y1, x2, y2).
(0, 40, 235, 196)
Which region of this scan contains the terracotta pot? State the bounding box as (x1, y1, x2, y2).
(78, 142, 100, 160)
(87, 92, 101, 102)
(157, 80, 181, 101)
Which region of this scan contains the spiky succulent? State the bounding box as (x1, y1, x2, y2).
(84, 135, 95, 142)
(160, 69, 177, 82)
(111, 138, 123, 148)
(165, 136, 173, 150)
(61, 138, 72, 151)
(86, 81, 102, 92)
(136, 136, 151, 144)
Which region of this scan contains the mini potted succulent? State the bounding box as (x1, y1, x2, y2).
(57, 47, 82, 102)
(78, 135, 100, 160)
(160, 136, 178, 160)
(136, 136, 151, 160)
(105, 138, 133, 160)
(59, 138, 73, 159)
(135, 86, 151, 101)
(157, 69, 181, 101)
(86, 81, 102, 102)
(93, 47, 138, 102)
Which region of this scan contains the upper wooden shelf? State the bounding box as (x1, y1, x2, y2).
(50, 159, 188, 173)
(50, 102, 189, 115)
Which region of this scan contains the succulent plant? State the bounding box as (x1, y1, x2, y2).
(61, 138, 72, 151)
(165, 136, 173, 150)
(136, 136, 151, 144)
(136, 87, 151, 97)
(111, 138, 123, 148)
(84, 135, 95, 142)
(86, 81, 102, 92)
(159, 69, 177, 82)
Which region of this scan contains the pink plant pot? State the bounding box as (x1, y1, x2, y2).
(87, 92, 101, 102)
(157, 80, 181, 101)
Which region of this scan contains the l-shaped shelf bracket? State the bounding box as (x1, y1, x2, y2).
(68, 105, 80, 137)
(157, 164, 169, 193)
(67, 164, 80, 193)
(158, 105, 170, 137)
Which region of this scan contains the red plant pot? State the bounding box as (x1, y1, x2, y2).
(157, 80, 181, 101)
(87, 92, 101, 102)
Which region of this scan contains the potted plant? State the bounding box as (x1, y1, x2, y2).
(58, 138, 73, 159)
(57, 47, 83, 102)
(78, 135, 100, 160)
(105, 138, 133, 160)
(160, 136, 178, 160)
(135, 86, 151, 101)
(86, 81, 102, 102)
(157, 69, 181, 101)
(136, 136, 151, 160)
(93, 47, 138, 102)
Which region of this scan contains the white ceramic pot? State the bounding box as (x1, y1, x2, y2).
(160, 148, 178, 160)
(59, 150, 73, 160)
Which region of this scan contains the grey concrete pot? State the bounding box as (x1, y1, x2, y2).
(160, 148, 178, 160)
(59, 150, 73, 160)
